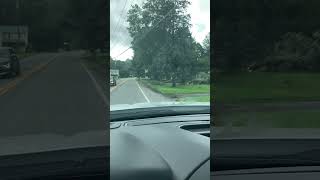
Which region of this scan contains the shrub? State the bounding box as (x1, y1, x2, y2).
(250, 31, 320, 72)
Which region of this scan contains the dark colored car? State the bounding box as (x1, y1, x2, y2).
(110, 76, 117, 86)
(0, 47, 20, 78)
(63, 42, 71, 51)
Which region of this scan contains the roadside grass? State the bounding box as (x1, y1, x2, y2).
(17, 52, 34, 60)
(215, 72, 320, 128)
(81, 52, 107, 86)
(83, 53, 107, 66)
(177, 95, 210, 102)
(140, 79, 210, 102)
(82, 53, 107, 76)
(141, 79, 209, 95)
(216, 72, 320, 104)
(217, 109, 320, 128)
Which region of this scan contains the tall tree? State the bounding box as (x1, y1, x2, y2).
(127, 0, 194, 86)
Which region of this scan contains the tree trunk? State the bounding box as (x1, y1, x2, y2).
(172, 73, 176, 87)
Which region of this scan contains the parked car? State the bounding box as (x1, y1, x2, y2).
(110, 76, 117, 86)
(63, 42, 71, 51)
(0, 47, 20, 78)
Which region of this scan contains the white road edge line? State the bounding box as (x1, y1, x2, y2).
(81, 63, 108, 106)
(136, 80, 150, 103)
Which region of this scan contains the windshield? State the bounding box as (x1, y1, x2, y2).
(215, 0, 320, 132)
(110, 0, 210, 107)
(0, 0, 107, 169)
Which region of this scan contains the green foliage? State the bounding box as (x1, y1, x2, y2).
(0, 0, 107, 51)
(250, 32, 320, 72)
(215, 0, 320, 72)
(111, 59, 133, 78)
(127, 0, 205, 86)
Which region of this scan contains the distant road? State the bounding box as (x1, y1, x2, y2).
(0, 51, 107, 137)
(110, 78, 172, 105)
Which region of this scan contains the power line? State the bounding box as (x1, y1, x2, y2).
(114, 46, 132, 59)
(111, 0, 140, 52)
(113, 6, 176, 59)
(111, 0, 129, 48)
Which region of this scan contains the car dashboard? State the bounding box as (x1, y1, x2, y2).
(211, 128, 320, 180)
(212, 166, 320, 180)
(110, 114, 210, 180)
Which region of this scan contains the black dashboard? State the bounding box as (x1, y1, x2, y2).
(212, 166, 320, 180)
(110, 114, 210, 180)
(211, 128, 320, 180)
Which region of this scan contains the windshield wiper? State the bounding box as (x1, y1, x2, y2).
(111, 105, 210, 122)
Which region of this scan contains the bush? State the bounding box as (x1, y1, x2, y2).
(250, 31, 320, 72)
(191, 72, 210, 84)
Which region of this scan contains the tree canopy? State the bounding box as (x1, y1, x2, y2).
(0, 0, 107, 51)
(127, 0, 209, 86)
(215, 0, 320, 72)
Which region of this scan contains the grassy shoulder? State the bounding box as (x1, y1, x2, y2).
(17, 52, 35, 60)
(81, 52, 107, 87)
(218, 109, 320, 128)
(140, 79, 210, 102)
(82, 53, 107, 66)
(216, 72, 320, 104)
(215, 72, 320, 128)
(177, 96, 210, 102)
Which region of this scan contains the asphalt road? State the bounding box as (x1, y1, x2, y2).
(0, 51, 107, 137)
(110, 78, 172, 105)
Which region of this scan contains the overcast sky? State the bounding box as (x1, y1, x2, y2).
(110, 0, 210, 61)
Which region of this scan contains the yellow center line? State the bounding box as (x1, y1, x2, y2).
(0, 55, 58, 96)
(110, 79, 129, 93)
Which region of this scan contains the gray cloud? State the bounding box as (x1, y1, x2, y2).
(195, 23, 206, 33)
(199, 0, 210, 12)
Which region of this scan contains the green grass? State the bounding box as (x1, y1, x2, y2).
(217, 109, 320, 128)
(141, 80, 210, 96)
(17, 53, 34, 59)
(87, 55, 107, 66)
(83, 52, 107, 66)
(178, 95, 210, 102)
(216, 72, 320, 104)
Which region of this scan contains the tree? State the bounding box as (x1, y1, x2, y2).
(127, 0, 194, 86)
(215, 0, 320, 72)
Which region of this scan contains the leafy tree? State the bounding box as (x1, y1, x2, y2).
(127, 0, 196, 86)
(215, 0, 320, 72)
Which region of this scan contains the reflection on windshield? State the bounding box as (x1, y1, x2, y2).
(110, 0, 210, 106)
(0, 0, 109, 178)
(215, 0, 320, 130)
(0, 0, 107, 155)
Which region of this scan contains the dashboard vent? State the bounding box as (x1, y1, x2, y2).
(180, 123, 210, 137)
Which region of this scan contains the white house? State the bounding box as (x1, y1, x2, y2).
(110, 69, 119, 79)
(0, 25, 29, 52)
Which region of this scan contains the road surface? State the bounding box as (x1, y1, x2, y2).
(0, 51, 107, 137)
(110, 78, 172, 105)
